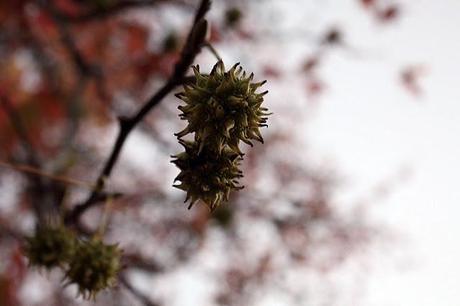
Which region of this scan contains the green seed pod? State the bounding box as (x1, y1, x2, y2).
(172, 139, 243, 210)
(175, 60, 270, 155)
(65, 238, 121, 300)
(23, 224, 76, 269)
(163, 31, 179, 53)
(212, 205, 234, 227)
(225, 7, 243, 28)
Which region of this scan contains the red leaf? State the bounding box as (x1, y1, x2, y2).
(54, 0, 85, 16)
(209, 24, 222, 43)
(400, 65, 427, 97)
(306, 78, 325, 97)
(262, 65, 281, 79)
(378, 5, 400, 22)
(124, 24, 149, 56)
(302, 56, 320, 74)
(360, 0, 376, 8)
(0, 247, 27, 306)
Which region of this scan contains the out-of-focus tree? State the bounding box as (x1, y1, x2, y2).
(0, 0, 404, 305)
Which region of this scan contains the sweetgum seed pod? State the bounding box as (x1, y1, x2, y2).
(175, 60, 271, 154)
(172, 61, 270, 209)
(171, 140, 243, 210)
(64, 238, 122, 300)
(24, 224, 77, 269)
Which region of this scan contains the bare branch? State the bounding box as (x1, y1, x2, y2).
(0, 95, 51, 220)
(65, 0, 212, 224)
(119, 274, 161, 306)
(0, 160, 93, 189)
(56, 0, 161, 23)
(45, 3, 99, 78)
(204, 41, 222, 61)
(123, 253, 164, 273)
(0, 96, 39, 166)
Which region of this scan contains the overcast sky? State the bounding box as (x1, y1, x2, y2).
(296, 1, 460, 305)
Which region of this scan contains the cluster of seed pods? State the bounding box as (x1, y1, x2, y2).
(172, 60, 270, 210)
(24, 223, 121, 300)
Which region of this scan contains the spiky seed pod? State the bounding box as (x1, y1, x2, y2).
(163, 31, 179, 53)
(24, 224, 76, 269)
(64, 238, 121, 300)
(225, 7, 243, 28)
(212, 205, 234, 227)
(175, 60, 270, 155)
(172, 139, 243, 210)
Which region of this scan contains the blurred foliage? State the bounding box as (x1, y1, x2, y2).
(0, 0, 402, 305)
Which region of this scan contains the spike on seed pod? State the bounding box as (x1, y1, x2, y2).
(171, 140, 243, 210)
(172, 60, 271, 209)
(23, 224, 77, 270)
(64, 238, 122, 300)
(175, 60, 271, 153)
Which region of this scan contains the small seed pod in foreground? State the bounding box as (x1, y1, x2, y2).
(175, 60, 271, 155)
(172, 140, 243, 210)
(64, 238, 121, 300)
(24, 224, 76, 269)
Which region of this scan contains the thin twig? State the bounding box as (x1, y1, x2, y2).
(0, 95, 48, 220)
(65, 0, 212, 224)
(123, 253, 164, 273)
(46, 3, 98, 77)
(95, 195, 113, 238)
(56, 0, 160, 23)
(119, 274, 160, 306)
(0, 160, 94, 189)
(0, 96, 39, 166)
(204, 41, 222, 61)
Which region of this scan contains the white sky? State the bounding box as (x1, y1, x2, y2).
(294, 1, 460, 305)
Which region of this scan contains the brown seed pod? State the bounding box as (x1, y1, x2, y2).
(23, 224, 76, 269)
(172, 139, 243, 210)
(175, 60, 270, 155)
(64, 238, 122, 300)
(225, 7, 243, 28)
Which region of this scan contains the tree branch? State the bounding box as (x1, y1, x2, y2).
(56, 0, 161, 23)
(0, 95, 50, 220)
(46, 3, 99, 78)
(0, 96, 39, 167)
(65, 0, 211, 225)
(119, 274, 161, 306)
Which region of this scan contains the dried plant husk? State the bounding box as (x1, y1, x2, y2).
(24, 224, 77, 269)
(172, 140, 243, 210)
(64, 238, 121, 300)
(175, 61, 270, 155)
